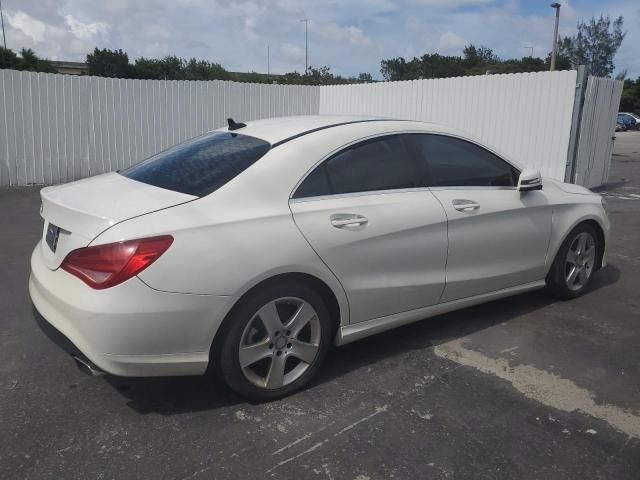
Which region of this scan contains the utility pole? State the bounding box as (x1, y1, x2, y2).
(300, 18, 308, 75)
(550, 3, 561, 71)
(0, 0, 7, 49)
(267, 44, 270, 75)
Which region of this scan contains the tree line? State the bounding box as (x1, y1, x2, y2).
(0, 14, 636, 112)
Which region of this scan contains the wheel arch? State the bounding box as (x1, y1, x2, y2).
(547, 216, 607, 275)
(208, 272, 344, 370)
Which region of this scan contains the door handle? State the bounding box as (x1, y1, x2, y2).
(452, 199, 480, 212)
(330, 214, 368, 229)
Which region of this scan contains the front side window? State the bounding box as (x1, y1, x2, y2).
(293, 135, 419, 199)
(120, 132, 271, 197)
(407, 134, 519, 187)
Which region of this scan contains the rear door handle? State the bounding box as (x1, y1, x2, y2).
(330, 214, 368, 229)
(452, 199, 480, 212)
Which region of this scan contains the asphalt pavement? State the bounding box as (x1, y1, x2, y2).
(1, 132, 639, 479)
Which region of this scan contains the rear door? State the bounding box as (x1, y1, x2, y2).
(406, 133, 552, 303)
(289, 134, 448, 324)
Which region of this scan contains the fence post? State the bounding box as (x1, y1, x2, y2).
(564, 65, 587, 183)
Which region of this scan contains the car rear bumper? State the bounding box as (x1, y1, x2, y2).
(29, 241, 236, 377)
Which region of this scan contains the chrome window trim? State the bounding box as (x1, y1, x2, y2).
(428, 186, 518, 191)
(289, 187, 431, 204)
(288, 129, 523, 201)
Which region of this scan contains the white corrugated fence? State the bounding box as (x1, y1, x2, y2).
(0, 68, 623, 187)
(319, 71, 578, 181)
(0, 70, 318, 186)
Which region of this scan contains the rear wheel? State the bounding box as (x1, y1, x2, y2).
(219, 282, 332, 401)
(546, 223, 599, 299)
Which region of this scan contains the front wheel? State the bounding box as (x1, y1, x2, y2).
(218, 282, 332, 401)
(546, 223, 599, 300)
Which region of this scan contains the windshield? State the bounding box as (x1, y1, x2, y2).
(120, 131, 271, 197)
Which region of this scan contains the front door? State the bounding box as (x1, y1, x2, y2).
(406, 133, 552, 303)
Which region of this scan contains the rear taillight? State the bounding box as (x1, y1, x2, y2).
(60, 235, 173, 289)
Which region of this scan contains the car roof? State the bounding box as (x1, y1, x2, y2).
(215, 115, 458, 145)
(212, 114, 523, 171)
(216, 115, 382, 144)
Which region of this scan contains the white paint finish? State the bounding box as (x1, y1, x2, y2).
(0, 70, 319, 186)
(29, 244, 230, 376)
(291, 190, 448, 323)
(320, 71, 578, 182)
(39, 172, 195, 268)
(431, 188, 552, 302)
(574, 77, 624, 188)
(337, 281, 547, 345)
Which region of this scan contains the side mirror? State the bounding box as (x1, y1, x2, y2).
(517, 169, 542, 192)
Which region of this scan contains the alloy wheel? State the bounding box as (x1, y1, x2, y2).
(238, 297, 321, 389)
(564, 232, 596, 291)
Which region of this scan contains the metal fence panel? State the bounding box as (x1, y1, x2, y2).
(0, 69, 621, 187)
(0, 70, 320, 186)
(319, 71, 579, 182)
(573, 77, 624, 188)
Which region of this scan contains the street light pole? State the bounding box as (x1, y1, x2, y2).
(550, 2, 561, 71)
(0, 0, 7, 49)
(300, 18, 308, 75)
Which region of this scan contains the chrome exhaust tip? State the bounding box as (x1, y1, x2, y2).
(72, 356, 104, 376)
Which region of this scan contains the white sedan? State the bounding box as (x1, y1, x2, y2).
(30, 115, 610, 401)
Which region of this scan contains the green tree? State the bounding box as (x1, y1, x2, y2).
(87, 48, 134, 78)
(463, 45, 498, 69)
(0, 47, 56, 72)
(558, 15, 625, 77)
(0, 47, 21, 69)
(18, 48, 56, 73)
(620, 77, 640, 114)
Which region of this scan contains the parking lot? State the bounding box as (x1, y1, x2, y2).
(1, 132, 639, 480)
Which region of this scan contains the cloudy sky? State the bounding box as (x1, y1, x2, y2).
(3, 0, 639, 78)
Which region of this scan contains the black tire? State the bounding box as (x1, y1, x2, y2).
(546, 223, 600, 300)
(218, 281, 332, 401)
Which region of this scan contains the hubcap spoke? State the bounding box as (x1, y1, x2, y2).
(566, 250, 578, 265)
(256, 301, 283, 335)
(289, 339, 319, 365)
(578, 268, 589, 285)
(566, 265, 579, 286)
(266, 354, 287, 389)
(286, 302, 317, 336)
(576, 234, 587, 254)
(239, 339, 272, 368)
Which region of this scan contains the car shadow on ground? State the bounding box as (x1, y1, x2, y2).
(108, 264, 621, 415)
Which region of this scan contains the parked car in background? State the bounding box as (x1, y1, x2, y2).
(30, 116, 610, 401)
(615, 122, 626, 132)
(618, 112, 640, 130)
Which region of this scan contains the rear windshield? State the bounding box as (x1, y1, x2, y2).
(120, 132, 271, 197)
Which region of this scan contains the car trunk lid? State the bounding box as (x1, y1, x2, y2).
(39, 172, 196, 269)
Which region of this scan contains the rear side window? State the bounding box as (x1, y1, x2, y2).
(120, 132, 270, 197)
(407, 134, 519, 187)
(293, 135, 419, 198)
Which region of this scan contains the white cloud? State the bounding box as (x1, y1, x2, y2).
(5, 11, 47, 43)
(64, 15, 108, 40)
(317, 23, 371, 47)
(437, 31, 467, 54)
(412, 0, 493, 7)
